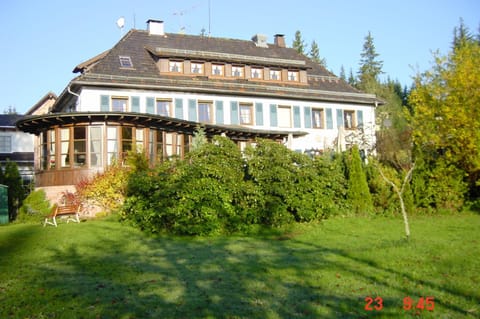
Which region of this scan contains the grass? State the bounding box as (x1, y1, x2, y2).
(0, 213, 479, 319)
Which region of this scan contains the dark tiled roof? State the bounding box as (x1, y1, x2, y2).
(0, 114, 24, 127)
(69, 29, 377, 105)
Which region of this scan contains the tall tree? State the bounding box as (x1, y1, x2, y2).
(292, 30, 306, 54)
(339, 65, 346, 81)
(357, 31, 384, 92)
(309, 40, 326, 67)
(348, 68, 356, 86)
(410, 24, 480, 207)
(452, 18, 474, 49)
(2, 161, 24, 221)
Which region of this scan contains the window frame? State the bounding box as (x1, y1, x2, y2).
(239, 103, 254, 125)
(169, 60, 184, 73)
(250, 67, 263, 80)
(212, 63, 225, 76)
(156, 99, 172, 117)
(111, 96, 128, 112)
(343, 110, 356, 129)
(232, 65, 245, 78)
(119, 56, 133, 68)
(287, 70, 299, 82)
(312, 108, 325, 129)
(0, 135, 12, 153)
(277, 105, 292, 128)
(270, 69, 281, 81)
(190, 62, 204, 75)
(198, 101, 213, 123)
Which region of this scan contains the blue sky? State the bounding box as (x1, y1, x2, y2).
(1, 0, 478, 114)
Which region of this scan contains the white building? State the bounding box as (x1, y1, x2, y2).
(17, 20, 379, 190)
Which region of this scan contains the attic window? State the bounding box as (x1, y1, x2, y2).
(119, 56, 133, 68)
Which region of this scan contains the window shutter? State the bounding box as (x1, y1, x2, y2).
(336, 109, 343, 128)
(270, 104, 277, 127)
(100, 95, 109, 111)
(357, 110, 364, 128)
(146, 97, 154, 114)
(215, 101, 224, 124)
(175, 98, 183, 119)
(304, 107, 312, 128)
(326, 108, 333, 129)
(255, 103, 263, 126)
(188, 99, 197, 121)
(131, 96, 140, 112)
(230, 101, 239, 125)
(293, 106, 301, 128)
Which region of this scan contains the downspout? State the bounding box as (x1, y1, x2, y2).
(67, 85, 80, 112)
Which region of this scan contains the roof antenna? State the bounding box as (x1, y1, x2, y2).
(116, 17, 125, 37)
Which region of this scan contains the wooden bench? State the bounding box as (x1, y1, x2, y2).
(44, 204, 81, 227)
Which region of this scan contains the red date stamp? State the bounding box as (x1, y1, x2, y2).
(364, 296, 435, 311)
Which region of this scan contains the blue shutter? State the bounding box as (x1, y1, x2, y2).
(175, 98, 183, 119)
(100, 95, 109, 111)
(146, 97, 154, 114)
(357, 110, 364, 128)
(293, 106, 301, 128)
(336, 109, 343, 128)
(326, 108, 333, 129)
(304, 107, 312, 128)
(230, 101, 239, 125)
(270, 104, 277, 127)
(255, 103, 263, 126)
(188, 99, 197, 121)
(131, 96, 140, 112)
(215, 101, 224, 124)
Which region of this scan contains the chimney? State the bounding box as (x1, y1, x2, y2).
(252, 34, 268, 48)
(274, 34, 285, 48)
(147, 19, 165, 36)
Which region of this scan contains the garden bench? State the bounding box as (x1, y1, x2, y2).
(43, 204, 81, 227)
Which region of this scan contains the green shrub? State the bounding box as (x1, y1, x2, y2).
(345, 145, 373, 214)
(17, 189, 51, 223)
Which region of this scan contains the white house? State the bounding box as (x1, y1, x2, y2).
(17, 19, 379, 191)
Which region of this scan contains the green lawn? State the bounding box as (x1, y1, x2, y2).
(0, 213, 479, 318)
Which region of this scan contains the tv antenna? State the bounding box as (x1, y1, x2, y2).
(116, 16, 125, 36)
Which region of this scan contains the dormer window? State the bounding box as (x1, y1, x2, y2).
(169, 60, 183, 73)
(288, 71, 299, 82)
(119, 56, 133, 68)
(270, 69, 281, 81)
(191, 62, 204, 74)
(232, 66, 244, 78)
(251, 67, 263, 79)
(212, 64, 224, 76)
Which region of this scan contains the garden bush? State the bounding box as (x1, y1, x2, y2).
(17, 189, 51, 223)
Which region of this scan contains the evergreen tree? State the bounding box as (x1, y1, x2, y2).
(452, 18, 473, 49)
(357, 31, 383, 92)
(348, 68, 357, 86)
(3, 160, 24, 221)
(339, 65, 346, 81)
(309, 40, 326, 67)
(292, 30, 306, 54)
(346, 145, 373, 214)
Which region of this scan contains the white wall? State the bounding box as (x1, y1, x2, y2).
(77, 87, 376, 153)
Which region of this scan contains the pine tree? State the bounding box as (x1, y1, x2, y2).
(309, 40, 326, 67)
(346, 145, 373, 214)
(3, 160, 24, 221)
(348, 68, 356, 86)
(292, 30, 306, 54)
(357, 31, 383, 92)
(339, 65, 346, 81)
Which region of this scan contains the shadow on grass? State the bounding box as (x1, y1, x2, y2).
(2, 220, 477, 318)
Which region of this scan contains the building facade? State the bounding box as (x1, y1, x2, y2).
(0, 114, 34, 184)
(17, 20, 379, 190)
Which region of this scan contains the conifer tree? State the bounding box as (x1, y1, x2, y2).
(339, 65, 346, 81)
(3, 160, 24, 221)
(346, 145, 373, 214)
(309, 40, 326, 67)
(292, 30, 306, 54)
(357, 31, 383, 92)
